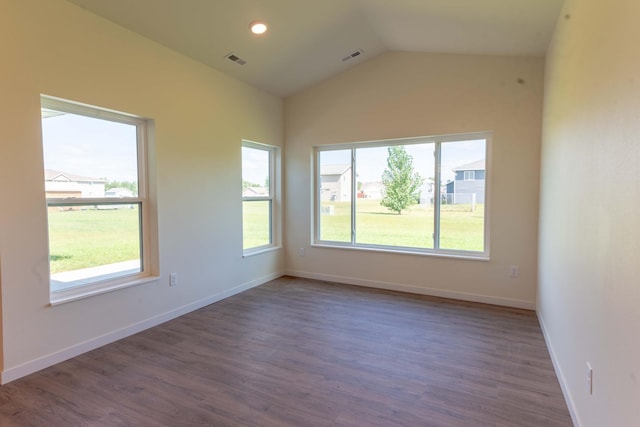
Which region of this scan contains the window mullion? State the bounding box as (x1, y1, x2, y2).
(433, 142, 441, 250)
(351, 148, 356, 245)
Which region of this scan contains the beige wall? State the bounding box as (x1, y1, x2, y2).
(539, 0, 640, 425)
(284, 51, 544, 308)
(0, 0, 283, 378)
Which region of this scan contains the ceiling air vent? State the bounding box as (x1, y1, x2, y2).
(225, 52, 247, 66)
(342, 49, 364, 62)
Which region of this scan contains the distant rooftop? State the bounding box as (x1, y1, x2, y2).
(320, 164, 351, 176)
(453, 160, 485, 171)
(44, 169, 106, 183)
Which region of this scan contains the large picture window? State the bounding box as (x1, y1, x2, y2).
(315, 132, 490, 257)
(242, 141, 277, 254)
(41, 96, 154, 303)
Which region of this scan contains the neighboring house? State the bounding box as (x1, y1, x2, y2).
(320, 164, 351, 202)
(445, 159, 486, 204)
(242, 186, 269, 197)
(44, 169, 106, 199)
(105, 187, 134, 198)
(359, 181, 384, 200)
(419, 179, 435, 205)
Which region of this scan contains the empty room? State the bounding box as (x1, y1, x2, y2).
(0, 0, 638, 426)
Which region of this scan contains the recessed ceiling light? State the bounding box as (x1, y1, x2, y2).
(249, 21, 267, 35)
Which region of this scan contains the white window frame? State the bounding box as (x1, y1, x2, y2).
(464, 170, 476, 181)
(41, 95, 158, 305)
(242, 140, 279, 256)
(313, 131, 491, 259)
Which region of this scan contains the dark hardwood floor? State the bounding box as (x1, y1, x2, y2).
(0, 276, 572, 426)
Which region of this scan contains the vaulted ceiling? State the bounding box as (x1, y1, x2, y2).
(66, 0, 564, 97)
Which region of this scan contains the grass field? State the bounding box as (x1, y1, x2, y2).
(48, 199, 483, 274)
(320, 199, 484, 251)
(243, 200, 271, 250)
(47, 208, 141, 274)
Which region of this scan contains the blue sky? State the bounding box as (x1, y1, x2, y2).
(42, 111, 485, 187)
(41, 112, 138, 182)
(320, 139, 486, 183)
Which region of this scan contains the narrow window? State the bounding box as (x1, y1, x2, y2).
(242, 141, 277, 253)
(41, 96, 153, 302)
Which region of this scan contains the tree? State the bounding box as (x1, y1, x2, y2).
(380, 146, 424, 214)
(243, 180, 260, 190)
(105, 180, 137, 193)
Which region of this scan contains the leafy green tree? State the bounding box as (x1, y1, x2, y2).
(243, 180, 260, 190)
(380, 146, 424, 214)
(105, 180, 137, 193)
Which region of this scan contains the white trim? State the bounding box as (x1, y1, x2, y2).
(242, 245, 282, 258)
(286, 270, 535, 310)
(311, 243, 490, 261)
(242, 140, 280, 254)
(41, 94, 143, 125)
(537, 311, 582, 427)
(1, 272, 283, 385)
(50, 274, 159, 306)
(41, 95, 158, 303)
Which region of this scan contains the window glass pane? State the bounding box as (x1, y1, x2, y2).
(243, 200, 271, 249)
(355, 144, 435, 248)
(242, 146, 270, 197)
(42, 110, 139, 198)
(48, 203, 142, 291)
(439, 139, 486, 251)
(318, 150, 352, 242)
(242, 144, 274, 251)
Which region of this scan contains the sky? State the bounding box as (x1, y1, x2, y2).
(242, 146, 270, 186)
(42, 110, 485, 187)
(41, 111, 139, 183)
(320, 139, 486, 183)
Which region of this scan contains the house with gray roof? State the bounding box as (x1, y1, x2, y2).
(445, 160, 485, 204)
(320, 163, 351, 202)
(44, 169, 106, 199)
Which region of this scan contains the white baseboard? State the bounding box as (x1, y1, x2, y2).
(1, 272, 283, 385)
(537, 312, 581, 427)
(286, 270, 536, 310)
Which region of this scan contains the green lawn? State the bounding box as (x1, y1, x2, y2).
(47, 208, 141, 274)
(243, 200, 271, 250)
(320, 199, 484, 251)
(49, 199, 483, 274)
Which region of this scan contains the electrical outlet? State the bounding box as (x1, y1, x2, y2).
(170, 272, 178, 287)
(587, 362, 593, 395)
(298, 247, 305, 257)
(510, 265, 519, 277)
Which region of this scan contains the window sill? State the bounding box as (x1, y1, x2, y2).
(50, 274, 160, 306)
(311, 243, 490, 261)
(242, 245, 282, 258)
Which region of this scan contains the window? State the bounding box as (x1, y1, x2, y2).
(315, 132, 489, 257)
(41, 95, 155, 303)
(242, 141, 277, 254)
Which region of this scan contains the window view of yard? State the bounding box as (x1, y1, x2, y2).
(317, 135, 488, 254)
(41, 97, 147, 291)
(47, 208, 141, 274)
(320, 199, 485, 251)
(242, 142, 276, 252)
(242, 200, 271, 250)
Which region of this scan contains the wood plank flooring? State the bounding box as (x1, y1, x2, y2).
(0, 276, 572, 426)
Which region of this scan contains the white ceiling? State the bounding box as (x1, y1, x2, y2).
(65, 0, 564, 97)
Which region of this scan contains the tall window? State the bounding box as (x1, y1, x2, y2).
(41, 96, 153, 302)
(242, 141, 277, 253)
(315, 132, 489, 257)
